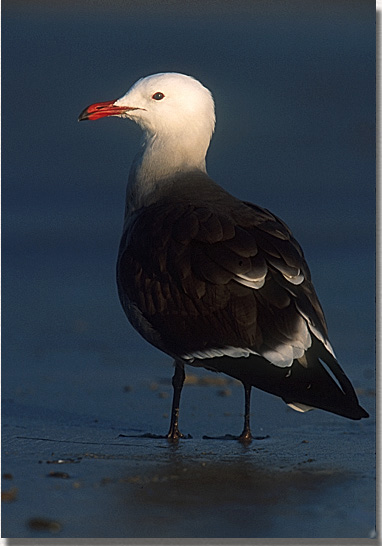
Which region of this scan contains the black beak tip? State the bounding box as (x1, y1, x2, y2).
(78, 109, 89, 122)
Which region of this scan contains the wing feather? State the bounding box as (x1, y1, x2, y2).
(117, 182, 331, 366)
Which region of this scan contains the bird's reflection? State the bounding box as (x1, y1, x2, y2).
(114, 445, 347, 537)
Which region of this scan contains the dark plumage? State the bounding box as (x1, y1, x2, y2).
(79, 72, 368, 441)
(117, 173, 367, 425)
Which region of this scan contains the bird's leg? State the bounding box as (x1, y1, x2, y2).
(167, 360, 186, 440)
(238, 383, 253, 443)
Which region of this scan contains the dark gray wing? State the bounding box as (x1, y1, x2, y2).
(117, 193, 332, 367)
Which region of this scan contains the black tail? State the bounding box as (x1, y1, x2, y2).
(209, 341, 369, 420)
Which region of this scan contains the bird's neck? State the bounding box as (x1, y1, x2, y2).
(125, 131, 210, 214)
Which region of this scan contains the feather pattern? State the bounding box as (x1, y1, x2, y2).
(117, 173, 327, 368)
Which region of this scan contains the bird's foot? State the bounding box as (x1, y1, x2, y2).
(118, 431, 192, 440)
(166, 426, 192, 441)
(202, 433, 269, 443)
(237, 429, 253, 444)
(202, 433, 250, 442)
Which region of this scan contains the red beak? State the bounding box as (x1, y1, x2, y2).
(78, 100, 138, 121)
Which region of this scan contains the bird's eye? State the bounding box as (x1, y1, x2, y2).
(152, 92, 165, 101)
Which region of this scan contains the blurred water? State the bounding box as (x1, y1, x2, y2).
(2, 1, 376, 538)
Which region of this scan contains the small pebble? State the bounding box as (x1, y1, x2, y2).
(48, 471, 70, 479)
(217, 388, 232, 397)
(2, 487, 18, 503)
(27, 518, 62, 533)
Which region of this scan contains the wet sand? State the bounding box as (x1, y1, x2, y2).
(2, 347, 375, 538)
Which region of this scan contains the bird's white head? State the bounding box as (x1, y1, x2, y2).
(79, 73, 216, 193)
(114, 73, 215, 139)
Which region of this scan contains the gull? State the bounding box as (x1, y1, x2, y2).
(79, 72, 368, 441)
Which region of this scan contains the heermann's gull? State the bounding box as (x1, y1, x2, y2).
(79, 72, 368, 441)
